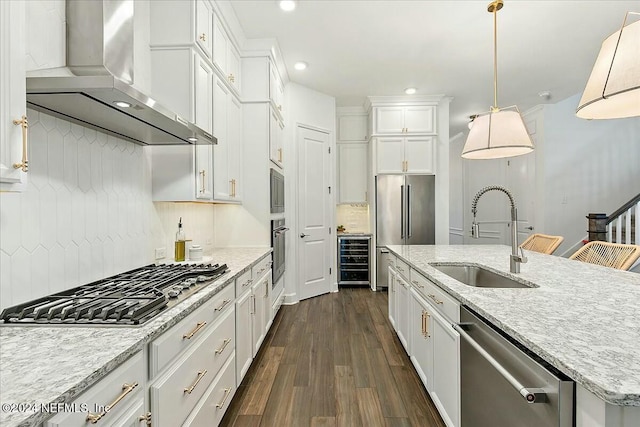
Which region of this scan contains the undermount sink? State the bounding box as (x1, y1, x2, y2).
(430, 264, 536, 289)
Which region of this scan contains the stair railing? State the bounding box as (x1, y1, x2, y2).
(606, 193, 640, 245)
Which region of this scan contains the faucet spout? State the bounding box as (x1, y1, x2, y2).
(471, 186, 527, 273)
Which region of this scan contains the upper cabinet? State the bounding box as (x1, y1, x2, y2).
(0, 0, 28, 191)
(376, 136, 435, 174)
(213, 14, 241, 94)
(213, 76, 242, 202)
(338, 114, 368, 142)
(269, 64, 284, 117)
(195, 0, 213, 58)
(374, 105, 436, 135)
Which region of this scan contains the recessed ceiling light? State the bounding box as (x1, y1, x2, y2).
(279, 1, 296, 12)
(114, 101, 132, 108)
(404, 88, 417, 95)
(294, 61, 308, 71)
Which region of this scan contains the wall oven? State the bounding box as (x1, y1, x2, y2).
(270, 168, 284, 214)
(271, 219, 288, 286)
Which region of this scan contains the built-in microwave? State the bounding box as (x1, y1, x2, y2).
(270, 168, 284, 214)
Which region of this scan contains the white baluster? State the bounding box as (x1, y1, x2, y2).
(616, 216, 623, 244)
(626, 207, 632, 244)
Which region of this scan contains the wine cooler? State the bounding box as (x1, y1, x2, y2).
(337, 235, 372, 286)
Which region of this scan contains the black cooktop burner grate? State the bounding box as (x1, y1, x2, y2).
(0, 263, 228, 326)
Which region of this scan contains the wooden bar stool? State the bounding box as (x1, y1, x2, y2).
(519, 233, 564, 255)
(569, 241, 640, 270)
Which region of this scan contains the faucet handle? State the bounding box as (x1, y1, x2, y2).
(519, 247, 528, 264)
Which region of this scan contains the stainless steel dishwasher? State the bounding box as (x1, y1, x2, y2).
(454, 307, 574, 427)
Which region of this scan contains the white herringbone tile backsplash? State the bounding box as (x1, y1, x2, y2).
(0, 109, 216, 309)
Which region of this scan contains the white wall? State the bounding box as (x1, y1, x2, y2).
(542, 94, 640, 255)
(283, 83, 336, 303)
(449, 132, 465, 244)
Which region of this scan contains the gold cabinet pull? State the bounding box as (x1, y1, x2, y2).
(184, 370, 208, 394)
(86, 382, 138, 423)
(228, 74, 235, 83)
(138, 412, 151, 426)
(411, 279, 424, 288)
(183, 321, 207, 339)
(264, 280, 269, 297)
(251, 294, 256, 314)
(243, 278, 253, 287)
(214, 299, 231, 312)
(215, 338, 232, 355)
(215, 387, 232, 409)
(277, 147, 283, 163)
(199, 170, 206, 193)
(278, 104, 282, 111)
(199, 33, 206, 42)
(425, 312, 431, 337)
(428, 294, 443, 305)
(13, 115, 28, 172)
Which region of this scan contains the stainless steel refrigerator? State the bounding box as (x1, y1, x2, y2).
(376, 175, 435, 288)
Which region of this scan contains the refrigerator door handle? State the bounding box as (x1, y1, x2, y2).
(400, 184, 405, 238)
(407, 184, 412, 238)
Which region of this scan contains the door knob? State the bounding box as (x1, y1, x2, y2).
(300, 233, 309, 238)
(525, 226, 534, 230)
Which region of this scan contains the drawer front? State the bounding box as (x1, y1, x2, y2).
(235, 269, 253, 297)
(183, 354, 237, 427)
(395, 257, 410, 280)
(252, 255, 272, 279)
(150, 284, 235, 378)
(410, 269, 459, 322)
(150, 307, 235, 427)
(44, 353, 144, 427)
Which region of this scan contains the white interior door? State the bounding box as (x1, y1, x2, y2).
(297, 126, 331, 301)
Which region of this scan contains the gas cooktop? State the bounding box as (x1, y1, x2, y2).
(0, 263, 229, 326)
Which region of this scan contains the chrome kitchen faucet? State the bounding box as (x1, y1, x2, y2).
(471, 186, 527, 273)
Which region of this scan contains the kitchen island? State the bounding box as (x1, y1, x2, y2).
(0, 247, 271, 427)
(387, 244, 640, 425)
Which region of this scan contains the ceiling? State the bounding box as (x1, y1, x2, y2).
(229, 0, 637, 136)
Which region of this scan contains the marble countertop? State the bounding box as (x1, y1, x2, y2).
(0, 247, 271, 427)
(386, 244, 640, 406)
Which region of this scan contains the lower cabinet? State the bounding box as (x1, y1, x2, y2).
(393, 264, 461, 427)
(236, 268, 272, 384)
(388, 266, 398, 329)
(44, 353, 145, 427)
(396, 272, 410, 351)
(410, 289, 434, 390)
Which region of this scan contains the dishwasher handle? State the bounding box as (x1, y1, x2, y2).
(453, 323, 548, 404)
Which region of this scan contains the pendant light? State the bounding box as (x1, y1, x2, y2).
(461, 0, 534, 160)
(576, 12, 640, 119)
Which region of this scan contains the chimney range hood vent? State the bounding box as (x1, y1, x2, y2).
(26, 0, 215, 146)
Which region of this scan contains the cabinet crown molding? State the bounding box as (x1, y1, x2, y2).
(365, 95, 449, 111)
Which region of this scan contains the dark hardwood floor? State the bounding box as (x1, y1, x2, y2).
(220, 287, 446, 427)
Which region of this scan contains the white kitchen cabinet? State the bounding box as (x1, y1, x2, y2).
(338, 143, 368, 203)
(388, 266, 398, 330)
(151, 144, 214, 202)
(431, 305, 460, 427)
(410, 288, 434, 391)
(235, 283, 254, 383)
(213, 13, 241, 94)
(150, 0, 213, 60)
(269, 63, 284, 116)
(376, 136, 435, 174)
(213, 76, 242, 202)
(150, 48, 213, 133)
(374, 105, 436, 134)
(269, 107, 284, 168)
(236, 263, 272, 384)
(0, 0, 28, 191)
(150, 306, 235, 427)
(396, 273, 410, 351)
(251, 269, 271, 355)
(338, 113, 368, 142)
(44, 353, 145, 427)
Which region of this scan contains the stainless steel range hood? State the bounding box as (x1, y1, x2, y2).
(26, 0, 215, 146)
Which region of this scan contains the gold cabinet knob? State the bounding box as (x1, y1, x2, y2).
(199, 33, 206, 42)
